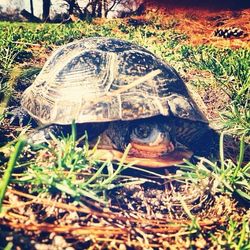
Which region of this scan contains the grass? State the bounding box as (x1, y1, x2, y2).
(1, 129, 249, 248)
(179, 45, 250, 136)
(210, 215, 250, 249)
(0, 138, 26, 213)
(178, 133, 250, 202)
(0, 14, 249, 248)
(8, 127, 144, 206)
(221, 103, 250, 137)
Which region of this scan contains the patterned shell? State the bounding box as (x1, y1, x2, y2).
(21, 37, 207, 125)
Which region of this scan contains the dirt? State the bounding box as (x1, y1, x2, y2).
(144, 3, 250, 49)
(109, 180, 215, 218)
(0, 180, 248, 249)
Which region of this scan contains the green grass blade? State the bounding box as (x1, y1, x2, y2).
(84, 161, 108, 186)
(233, 134, 245, 178)
(235, 189, 250, 202)
(0, 138, 26, 213)
(100, 144, 131, 187)
(220, 132, 225, 171)
(236, 217, 249, 250)
(71, 120, 77, 146)
(3, 242, 13, 250)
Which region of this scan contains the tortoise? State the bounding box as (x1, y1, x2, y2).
(12, 37, 219, 167)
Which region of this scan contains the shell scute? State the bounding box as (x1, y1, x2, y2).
(120, 51, 157, 76)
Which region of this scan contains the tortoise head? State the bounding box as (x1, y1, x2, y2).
(91, 116, 193, 168)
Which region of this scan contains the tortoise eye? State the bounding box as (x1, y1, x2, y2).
(130, 123, 165, 145)
(133, 125, 152, 139)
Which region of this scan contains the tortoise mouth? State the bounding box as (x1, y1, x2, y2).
(129, 141, 175, 159)
(93, 147, 193, 168)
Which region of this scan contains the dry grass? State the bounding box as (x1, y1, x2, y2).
(1, 187, 243, 249)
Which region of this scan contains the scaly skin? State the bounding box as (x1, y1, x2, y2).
(9, 106, 33, 127)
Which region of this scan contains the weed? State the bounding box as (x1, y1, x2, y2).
(0, 46, 19, 94)
(179, 46, 249, 95)
(0, 138, 26, 213)
(210, 215, 250, 249)
(178, 133, 250, 202)
(221, 103, 250, 137)
(6, 127, 144, 205)
(179, 45, 250, 135)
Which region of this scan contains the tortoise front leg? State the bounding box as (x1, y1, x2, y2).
(27, 124, 68, 144)
(9, 106, 33, 127)
(28, 123, 109, 145)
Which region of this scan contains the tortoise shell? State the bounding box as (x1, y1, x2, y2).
(21, 37, 207, 125)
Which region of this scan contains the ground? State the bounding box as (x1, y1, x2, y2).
(0, 3, 250, 250)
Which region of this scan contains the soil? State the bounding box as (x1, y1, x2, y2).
(0, 179, 248, 249)
(145, 2, 250, 49)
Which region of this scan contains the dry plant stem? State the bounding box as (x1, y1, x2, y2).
(3, 211, 221, 239)
(107, 69, 162, 96)
(4, 189, 223, 230)
(92, 69, 162, 104)
(10, 41, 41, 47)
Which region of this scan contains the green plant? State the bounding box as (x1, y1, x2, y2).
(0, 138, 26, 213)
(210, 216, 250, 249)
(177, 133, 250, 202)
(179, 45, 250, 136)
(9, 125, 145, 205)
(221, 102, 250, 137)
(0, 46, 19, 94)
